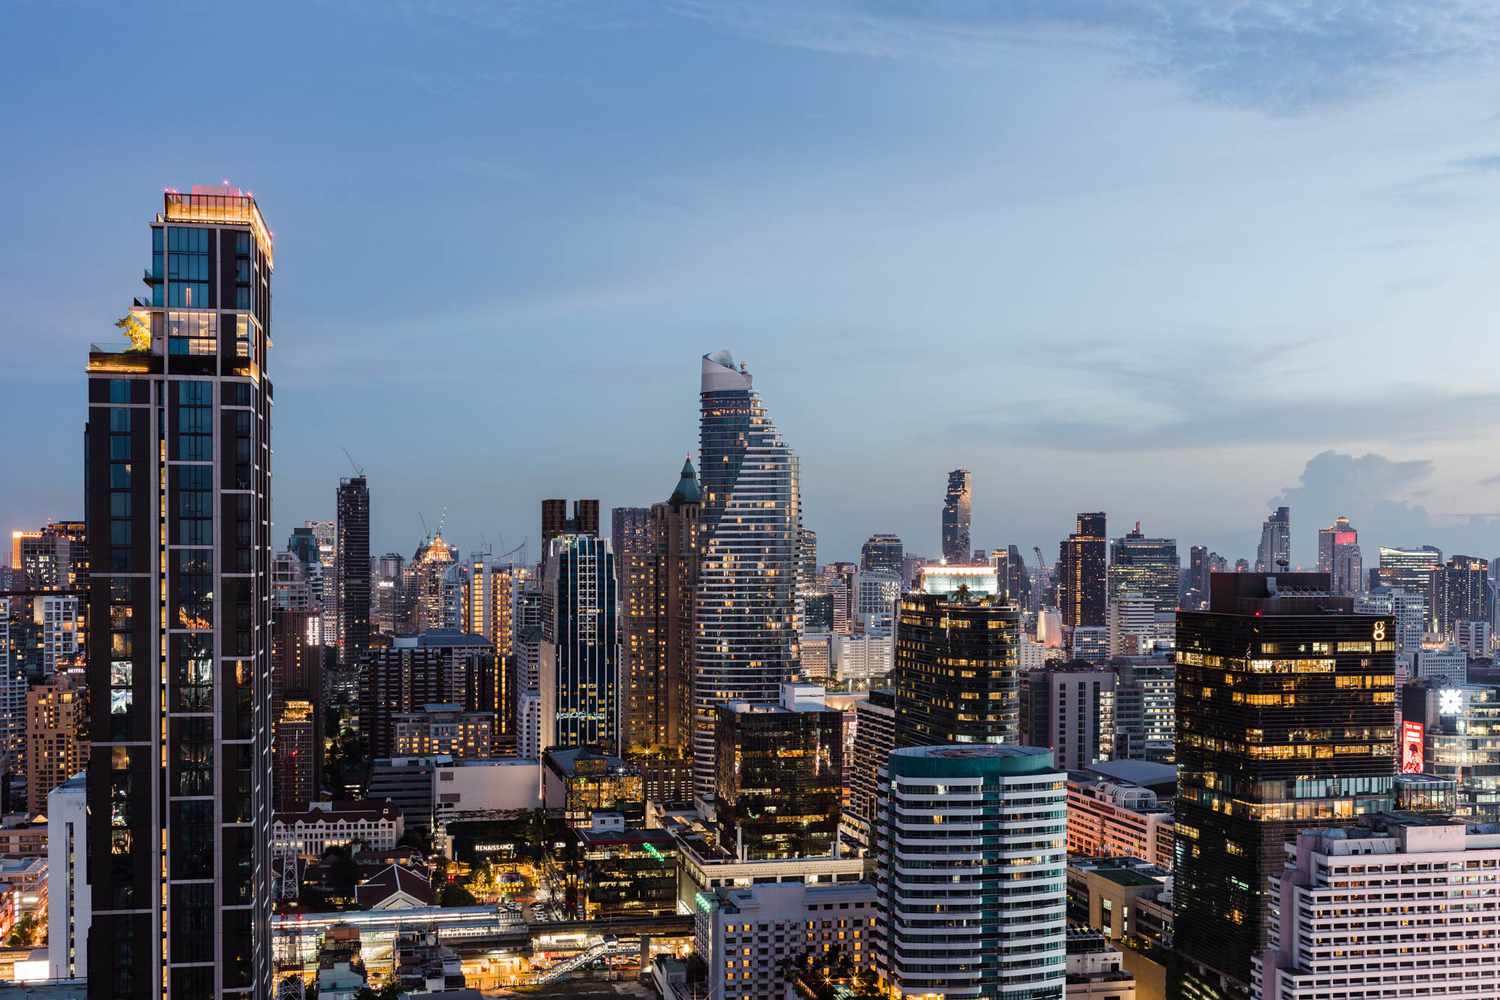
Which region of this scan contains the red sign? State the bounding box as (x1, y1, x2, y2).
(1401, 720, 1425, 774)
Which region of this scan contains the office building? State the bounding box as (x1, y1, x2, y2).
(575, 827, 678, 920)
(1068, 855, 1174, 952)
(373, 552, 406, 636)
(1256, 817, 1500, 1000)
(995, 544, 1033, 609)
(831, 631, 894, 688)
(1316, 515, 1362, 596)
(715, 684, 843, 861)
(1108, 522, 1178, 613)
(84, 184, 275, 997)
(1108, 590, 1157, 657)
(47, 773, 89, 982)
(1356, 587, 1427, 652)
(1112, 658, 1175, 761)
(1060, 513, 1107, 628)
(391, 704, 495, 757)
(403, 531, 458, 633)
(860, 533, 904, 575)
(1377, 544, 1442, 631)
(1403, 680, 1500, 820)
(367, 757, 441, 834)
(875, 745, 1067, 1000)
(359, 631, 500, 758)
(941, 469, 972, 563)
(797, 526, 818, 597)
(539, 533, 619, 754)
(541, 498, 599, 541)
(335, 476, 370, 669)
(1430, 554, 1489, 637)
(542, 747, 644, 824)
(842, 688, 895, 852)
(693, 351, 802, 799)
(1020, 664, 1116, 771)
(270, 609, 321, 812)
(1255, 506, 1291, 572)
(1172, 572, 1396, 999)
(1456, 618, 1491, 656)
(1066, 769, 1175, 868)
(893, 589, 1021, 748)
(695, 881, 877, 1000)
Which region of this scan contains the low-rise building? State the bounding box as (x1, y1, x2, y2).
(0, 816, 47, 857)
(695, 881, 877, 1000)
(1067, 856, 1173, 953)
(368, 757, 444, 834)
(432, 758, 540, 828)
(1066, 929, 1137, 1000)
(392, 704, 494, 758)
(1066, 772, 1174, 868)
(575, 827, 678, 920)
(542, 747, 643, 825)
(273, 800, 405, 860)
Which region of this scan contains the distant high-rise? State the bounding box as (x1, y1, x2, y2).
(893, 590, 1021, 747)
(84, 185, 275, 997)
(1430, 554, 1489, 637)
(541, 498, 599, 541)
(612, 505, 653, 749)
(860, 533, 904, 576)
(1173, 573, 1396, 998)
(541, 534, 620, 754)
(693, 351, 801, 800)
(335, 475, 370, 669)
(797, 526, 817, 596)
(1316, 515, 1362, 596)
(842, 687, 895, 852)
(372, 552, 406, 635)
(359, 631, 500, 758)
(1378, 545, 1442, 631)
(995, 544, 1032, 609)
(405, 532, 457, 633)
(1059, 512, 1107, 628)
(940, 469, 971, 563)
(26, 674, 88, 816)
(1255, 506, 1292, 572)
(622, 460, 700, 759)
(1019, 664, 1115, 771)
(270, 609, 321, 811)
(1107, 521, 1178, 613)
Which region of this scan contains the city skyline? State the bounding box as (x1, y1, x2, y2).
(8, 3, 1500, 565)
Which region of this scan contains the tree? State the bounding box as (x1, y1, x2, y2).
(440, 883, 477, 907)
(4, 913, 37, 947)
(322, 845, 359, 899)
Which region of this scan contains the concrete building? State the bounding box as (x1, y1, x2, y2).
(391, 705, 494, 758)
(367, 757, 443, 834)
(1108, 590, 1157, 657)
(831, 631, 894, 688)
(1020, 664, 1116, 771)
(1256, 816, 1500, 1000)
(1067, 856, 1173, 952)
(1066, 771, 1175, 869)
(272, 800, 405, 860)
(1112, 658, 1175, 762)
(841, 688, 895, 853)
(1065, 930, 1137, 1000)
(46, 774, 88, 981)
(1255, 507, 1291, 573)
(431, 759, 541, 827)
(25, 675, 88, 817)
(875, 745, 1067, 1000)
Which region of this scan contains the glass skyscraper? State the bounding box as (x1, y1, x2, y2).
(540, 533, 620, 754)
(693, 351, 801, 799)
(84, 185, 274, 998)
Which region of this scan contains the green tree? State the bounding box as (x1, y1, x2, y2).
(4, 913, 37, 947)
(440, 883, 477, 907)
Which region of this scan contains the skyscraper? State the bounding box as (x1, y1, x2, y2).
(84, 185, 275, 997)
(1059, 512, 1107, 628)
(1172, 573, 1396, 999)
(860, 533, 904, 576)
(1429, 554, 1489, 638)
(893, 589, 1021, 748)
(540, 533, 620, 754)
(612, 505, 653, 747)
(541, 498, 599, 541)
(270, 609, 321, 812)
(995, 544, 1032, 610)
(1019, 664, 1116, 770)
(940, 469, 971, 563)
(335, 475, 370, 669)
(1107, 521, 1179, 613)
(875, 745, 1067, 1000)
(797, 526, 817, 597)
(1254, 506, 1291, 572)
(1316, 515, 1362, 596)
(693, 351, 801, 799)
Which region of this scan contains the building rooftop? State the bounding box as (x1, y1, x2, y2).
(1083, 759, 1176, 789)
(391, 630, 493, 650)
(1093, 867, 1163, 888)
(890, 744, 1057, 778)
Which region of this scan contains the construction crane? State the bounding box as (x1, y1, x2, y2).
(1032, 546, 1049, 573)
(340, 447, 364, 477)
(497, 538, 528, 566)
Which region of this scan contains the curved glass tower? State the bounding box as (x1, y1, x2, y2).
(693, 351, 801, 799)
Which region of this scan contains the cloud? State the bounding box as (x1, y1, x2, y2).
(1271, 450, 1500, 562)
(670, 1, 1500, 113)
(1452, 154, 1500, 172)
(1479, 472, 1500, 487)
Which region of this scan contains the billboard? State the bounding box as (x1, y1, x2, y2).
(1401, 719, 1425, 774)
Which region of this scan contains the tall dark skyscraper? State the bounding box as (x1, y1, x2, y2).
(1430, 554, 1489, 637)
(860, 533, 904, 575)
(541, 533, 620, 754)
(1107, 521, 1179, 612)
(940, 469, 971, 563)
(612, 504, 653, 746)
(84, 185, 275, 998)
(694, 351, 801, 800)
(1058, 512, 1107, 628)
(541, 498, 600, 541)
(995, 544, 1032, 610)
(335, 475, 370, 669)
(1172, 573, 1396, 1000)
(1254, 505, 1291, 572)
(893, 590, 1021, 748)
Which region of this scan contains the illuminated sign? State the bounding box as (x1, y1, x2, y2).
(1440, 688, 1463, 716)
(1401, 720, 1424, 774)
(1372, 620, 1387, 642)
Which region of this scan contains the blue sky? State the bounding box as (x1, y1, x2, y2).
(5, 0, 1500, 566)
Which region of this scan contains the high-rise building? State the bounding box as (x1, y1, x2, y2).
(940, 469, 972, 563)
(1108, 522, 1179, 613)
(1403, 680, 1500, 821)
(1255, 506, 1291, 572)
(612, 505, 654, 748)
(84, 185, 275, 997)
(1257, 817, 1500, 1000)
(994, 544, 1032, 610)
(1430, 554, 1489, 638)
(1172, 573, 1396, 998)
(1316, 515, 1362, 596)
(541, 498, 599, 541)
(404, 532, 457, 633)
(372, 552, 405, 636)
(359, 631, 500, 758)
(1108, 590, 1157, 657)
(1377, 544, 1442, 628)
(693, 351, 801, 799)
(893, 590, 1021, 748)
(622, 460, 701, 759)
(797, 526, 818, 597)
(715, 684, 843, 861)
(1112, 658, 1176, 762)
(1059, 512, 1108, 628)
(1187, 544, 1209, 607)
(1020, 664, 1116, 771)
(335, 475, 370, 669)
(875, 745, 1067, 1000)
(860, 534, 904, 576)
(540, 533, 620, 754)
(306, 519, 337, 651)
(270, 610, 321, 812)
(842, 687, 895, 853)
(26, 674, 88, 816)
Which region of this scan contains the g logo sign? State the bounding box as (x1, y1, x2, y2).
(1373, 621, 1387, 642)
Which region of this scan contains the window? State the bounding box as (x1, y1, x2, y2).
(172, 380, 212, 461)
(166, 311, 217, 356)
(166, 226, 211, 309)
(171, 635, 213, 711)
(173, 464, 213, 545)
(170, 717, 214, 796)
(171, 550, 213, 630)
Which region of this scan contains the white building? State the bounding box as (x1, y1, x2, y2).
(799, 630, 832, 681)
(832, 631, 894, 688)
(1412, 643, 1467, 687)
(34, 595, 81, 673)
(432, 758, 541, 827)
(1066, 929, 1137, 1000)
(855, 570, 901, 630)
(695, 881, 877, 1000)
(1108, 591, 1156, 657)
(1456, 619, 1492, 657)
(876, 745, 1067, 1000)
(1357, 588, 1427, 652)
(272, 800, 405, 860)
(1256, 818, 1500, 1000)
(47, 773, 88, 981)
(1066, 774, 1175, 869)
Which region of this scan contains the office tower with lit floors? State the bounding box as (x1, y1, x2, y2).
(1316, 515, 1362, 596)
(84, 185, 275, 998)
(1171, 573, 1396, 1000)
(335, 475, 369, 669)
(941, 469, 971, 563)
(1059, 512, 1107, 628)
(1255, 506, 1291, 572)
(693, 351, 801, 800)
(540, 533, 620, 753)
(860, 533, 904, 576)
